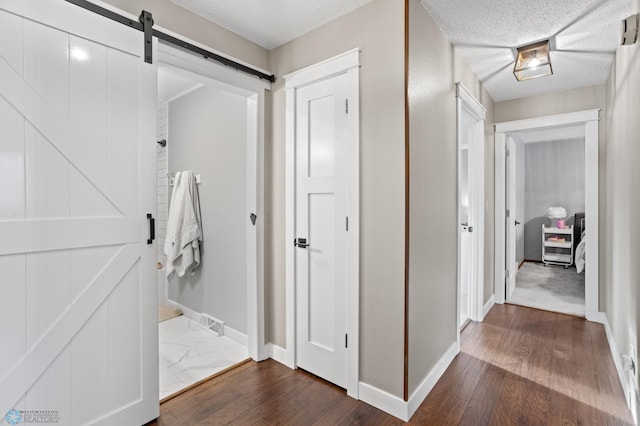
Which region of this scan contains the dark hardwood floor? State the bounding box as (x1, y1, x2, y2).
(151, 304, 634, 425)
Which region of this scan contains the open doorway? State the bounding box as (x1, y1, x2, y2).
(495, 109, 599, 321)
(155, 43, 268, 401)
(505, 129, 586, 316)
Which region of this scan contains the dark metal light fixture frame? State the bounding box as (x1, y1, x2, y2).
(513, 40, 553, 81)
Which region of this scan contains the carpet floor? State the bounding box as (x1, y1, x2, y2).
(509, 261, 585, 316)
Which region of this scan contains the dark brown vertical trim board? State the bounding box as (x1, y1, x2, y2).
(403, 0, 410, 403)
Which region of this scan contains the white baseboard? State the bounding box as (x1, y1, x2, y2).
(599, 312, 638, 425)
(268, 340, 458, 422)
(483, 294, 495, 319)
(358, 382, 408, 421)
(407, 342, 458, 419)
(268, 343, 291, 367)
(167, 299, 248, 346)
(167, 299, 199, 321)
(358, 341, 458, 422)
(224, 325, 248, 346)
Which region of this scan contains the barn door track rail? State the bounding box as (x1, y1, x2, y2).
(65, 0, 275, 82)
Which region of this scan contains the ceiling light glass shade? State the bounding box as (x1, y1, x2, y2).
(513, 40, 553, 81)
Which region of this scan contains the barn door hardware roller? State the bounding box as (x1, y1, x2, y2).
(139, 10, 154, 64)
(65, 0, 274, 80)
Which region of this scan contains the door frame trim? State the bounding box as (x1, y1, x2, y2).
(494, 109, 600, 320)
(157, 42, 270, 361)
(284, 48, 360, 398)
(455, 83, 486, 334)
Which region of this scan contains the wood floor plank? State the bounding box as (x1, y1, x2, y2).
(518, 380, 550, 425)
(282, 375, 347, 424)
(310, 397, 362, 425)
(150, 304, 634, 426)
(589, 321, 633, 422)
(457, 364, 506, 425)
(223, 367, 317, 423)
(486, 374, 527, 425)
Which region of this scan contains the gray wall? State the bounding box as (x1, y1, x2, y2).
(523, 139, 585, 261)
(167, 85, 248, 334)
(495, 85, 606, 123)
(604, 0, 640, 408)
(515, 143, 525, 264)
(407, 0, 495, 397)
(268, 0, 406, 397)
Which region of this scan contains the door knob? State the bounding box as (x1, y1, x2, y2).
(515, 220, 521, 225)
(294, 238, 309, 248)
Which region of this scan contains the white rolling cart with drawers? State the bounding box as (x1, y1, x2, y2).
(542, 225, 574, 268)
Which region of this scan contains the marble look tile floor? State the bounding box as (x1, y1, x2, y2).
(509, 261, 585, 316)
(159, 315, 249, 400)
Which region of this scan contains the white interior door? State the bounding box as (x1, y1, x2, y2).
(506, 137, 517, 299)
(459, 144, 471, 326)
(0, 1, 157, 424)
(295, 74, 348, 388)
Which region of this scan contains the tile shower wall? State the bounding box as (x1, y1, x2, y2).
(157, 103, 168, 303)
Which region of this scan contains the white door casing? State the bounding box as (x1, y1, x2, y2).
(0, 1, 157, 424)
(284, 49, 360, 397)
(455, 83, 486, 335)
(494, 110, 600, 321)
(506, 137, 517, 299)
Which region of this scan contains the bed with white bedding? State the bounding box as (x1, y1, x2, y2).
(574, 213, 586, 273)
(575, 229, 586, 273)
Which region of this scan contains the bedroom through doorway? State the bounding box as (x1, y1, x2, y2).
(501, 120, 591, 317)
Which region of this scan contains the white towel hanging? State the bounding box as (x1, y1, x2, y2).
(164, 170, 203, 277)
(168, 172, 201, 186)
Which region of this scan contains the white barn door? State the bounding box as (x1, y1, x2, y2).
(0, 1, 157, 424)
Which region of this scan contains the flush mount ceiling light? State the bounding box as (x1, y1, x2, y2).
(513, 40, 553, 81)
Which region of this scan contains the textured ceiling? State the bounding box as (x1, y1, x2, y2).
(420, 0, 631, 101)
(170, 0, 374, 50)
